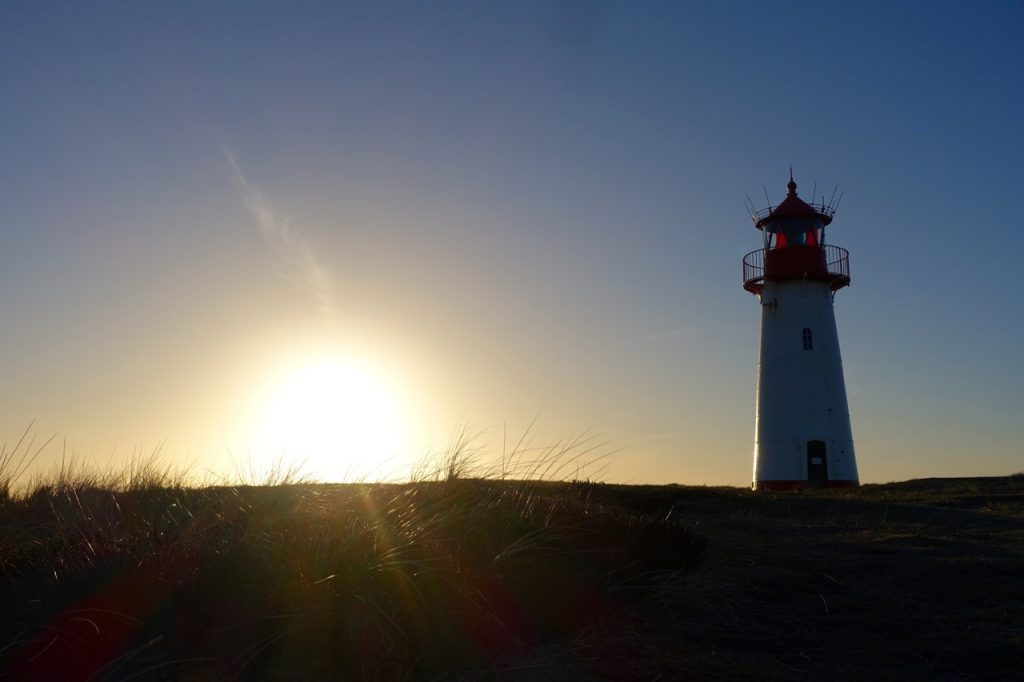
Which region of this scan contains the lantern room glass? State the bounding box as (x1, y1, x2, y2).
(764, 217, 825, 250)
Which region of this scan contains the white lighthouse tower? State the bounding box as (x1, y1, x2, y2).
(742, 174, 859, 491)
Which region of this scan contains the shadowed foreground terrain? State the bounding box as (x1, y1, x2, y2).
(1, 475, 1021, 680)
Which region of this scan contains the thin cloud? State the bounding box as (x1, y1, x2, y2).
(641, 326, 698, 342)
(224, 149, 333, 314)
(633, 432, 682, 443)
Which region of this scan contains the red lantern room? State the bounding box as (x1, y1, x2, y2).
(742, 175, 850, 295)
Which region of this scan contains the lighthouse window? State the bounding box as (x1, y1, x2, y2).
(802, 328, 813, 351)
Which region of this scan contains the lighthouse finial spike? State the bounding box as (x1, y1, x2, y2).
(787, 166, 797, 196)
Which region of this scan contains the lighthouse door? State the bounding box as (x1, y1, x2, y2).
(807, 440, 828, 482)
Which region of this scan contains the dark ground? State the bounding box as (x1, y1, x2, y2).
(1, 475, 1021, 680)
(533, 475, 1024, 681)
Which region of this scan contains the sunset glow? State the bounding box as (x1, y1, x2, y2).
(247, 356, 410, 482)
(1, 3, 1021, 486)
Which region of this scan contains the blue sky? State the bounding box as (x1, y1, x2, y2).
(1, 2, 1022, 484)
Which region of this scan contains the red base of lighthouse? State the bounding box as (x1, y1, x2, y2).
(754, 480, 859, 492)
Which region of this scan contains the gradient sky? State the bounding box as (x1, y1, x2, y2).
(2, 2, 1022, 486)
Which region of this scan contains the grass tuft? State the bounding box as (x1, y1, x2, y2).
(0, 431, 703, 679)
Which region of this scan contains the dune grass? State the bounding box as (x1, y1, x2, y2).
(1, 432, 1021, 680)
(0, 434, 702, 679)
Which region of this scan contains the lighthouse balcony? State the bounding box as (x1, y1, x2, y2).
(743, 244, 850, 294)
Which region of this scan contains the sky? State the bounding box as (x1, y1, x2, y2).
(2, 1, 1022, 486)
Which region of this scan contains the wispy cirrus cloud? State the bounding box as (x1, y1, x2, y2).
(641, 326, 698, 342)
(224, 149, 333, 314)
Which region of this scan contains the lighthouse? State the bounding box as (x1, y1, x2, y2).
(742, 174, 859, 491)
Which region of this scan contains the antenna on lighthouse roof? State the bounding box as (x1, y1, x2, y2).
(744, 194, 758, 222)
(762, 185, 772, 209)
(811, 181, 818, 205)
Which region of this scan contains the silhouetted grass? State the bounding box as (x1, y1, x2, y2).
(0, 438, 702, 679)
(1, 436, 1021, 680)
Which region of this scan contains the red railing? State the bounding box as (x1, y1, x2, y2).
(742, 244, 850, 294)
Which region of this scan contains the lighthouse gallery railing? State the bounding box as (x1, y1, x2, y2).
(742, 244, 850, 292)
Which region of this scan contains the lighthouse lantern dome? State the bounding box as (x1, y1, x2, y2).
(754, 178, 833, 250)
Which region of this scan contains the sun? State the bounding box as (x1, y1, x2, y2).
(249, 355, 409, 481)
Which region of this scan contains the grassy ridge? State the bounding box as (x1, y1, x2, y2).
(0, 475, 704, 679)
(1, 470, 1022, 679)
